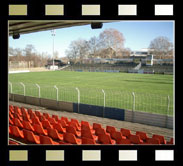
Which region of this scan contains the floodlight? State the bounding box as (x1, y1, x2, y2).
(91, 22, 103, 29)
(12, 31, 20, 39)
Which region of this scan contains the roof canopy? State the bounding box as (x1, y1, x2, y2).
(9, 20, 113, 36)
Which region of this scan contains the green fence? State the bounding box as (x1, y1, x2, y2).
(8, 82, 173, 116)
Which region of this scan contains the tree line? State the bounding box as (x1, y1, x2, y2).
(9, 44, 56, 67)
(65, 28, 131, 63)
(65, 28, 173, 63)
(9, 28, 174, 67)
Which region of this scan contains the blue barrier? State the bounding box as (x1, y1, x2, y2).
(104, 70, 120, 73)
(75, 69, 83, 72)
(73, 103, 103, 117)
(73, 103, 124, 121)
(104, 107, 124, 121)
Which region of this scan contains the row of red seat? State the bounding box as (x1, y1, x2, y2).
(9, 105, 173, 145)
(9, 139, 20, 145)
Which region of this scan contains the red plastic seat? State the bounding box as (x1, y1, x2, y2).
(39, 115, 46, 122)
(130, 135, 143, 144)
(22, 114, 32, 124)
(21, 109, 30, 118)
(48, 117, 57, 124)
(9, 105, 14, 111)
(9, 140, 19, 145)
(146, 138, 160, 144)
(9, 126, 12, 135)
(98, 134, 115, 144)
(40, 135, 59, 145)
(81, 129, 98, 141)
(21, 107, 28, 116)
(93, 123, 102, 130)
(63, 132, 81, 144)
(52, 115, 60, 121)
(33, 124, 48, 136)
(28, 108, 33, 115)
(66, 126, 81, 137)
(59, 141, 72, 145)
(81, 121, 92, 130)
(47, 128, 63, 141)
(10, 125, 24, 139)
(82, 137, 96, 144)
(110, 131, 126, 141)
(58, 119, 68, 128)
(9, 107, 14, 114)
(52, 123, 66, 133)
(42, 120, 53, 129)
(152, 134, 166, 144)
(106, 126, 117, 134)
(69, 122, 81, 131)
(167, 138, 173, 144)
(14, 113, 23, 122)
(14, 106, 22, 116)
(43, 112, 51, 119)
(9, 112, 14, 119)
(81, 124, 95, 134)
(22, 120, 35, 132)
(95, 128, 108, 136)
(23, 129, 40, 144)
(136, 131, 149, 141)
(29, 112, 37, 119)
(120, 128, 132, 138)
(32, 117, 42, 125)
(9, 118, 14, 125)
(12, 118, 24, 128)
(61, 117, 69, 124)
(35, 110, 42, 117)
(116, 138, 131, 144)
(71, 118, 81, 127)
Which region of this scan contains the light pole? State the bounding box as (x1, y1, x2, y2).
(51, 29, 55, 70)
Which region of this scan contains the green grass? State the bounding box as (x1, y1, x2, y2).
(9, 71, 174, 115)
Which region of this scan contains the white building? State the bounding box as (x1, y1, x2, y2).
(130, 48, 154, 57)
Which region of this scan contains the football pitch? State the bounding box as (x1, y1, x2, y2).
(9, 71, 174, 115)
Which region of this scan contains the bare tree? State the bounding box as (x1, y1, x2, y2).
(98, 28, 125, 58)
(9, 45, 51, 68)
(149, 36, 173, 59)
(65, 41, 80, 63)
(65, 28, 128, 61)
(24, 44, 36, 61)
(117, 48, 131, 58)
(65, 39, 89, 63)
(88, 36, 99, 58)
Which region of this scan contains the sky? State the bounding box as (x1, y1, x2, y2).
(9, 21, 174, 58)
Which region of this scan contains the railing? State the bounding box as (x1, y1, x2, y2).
(8, 82, 173, 116)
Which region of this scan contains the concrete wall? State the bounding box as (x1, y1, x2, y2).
(58, 101, 73, 112)
(40, 98, 58, 110)
(124, 110, 173, 129)
(12, 94, 25, 103)
(9, 93, 13, 101)
(25, 96, 40, 106)
(167, 116, 173, 129)
(9, 94, 73, 112)
(124, 110, 134, 122)
(9, 93, 173, 129)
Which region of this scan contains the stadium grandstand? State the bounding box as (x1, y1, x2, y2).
(9, 104, 173, 145)
(62, 61, 173, 74)
(8, 21, 174, 145)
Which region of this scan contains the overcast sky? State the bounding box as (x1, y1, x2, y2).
(9, 21, 174, 57)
